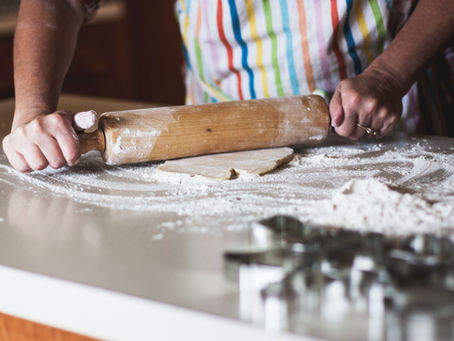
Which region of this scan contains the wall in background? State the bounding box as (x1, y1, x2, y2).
(124, 0, 185, 105)
(0, 0, 185, 106)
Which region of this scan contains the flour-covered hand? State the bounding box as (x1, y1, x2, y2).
(329, 69, 404, 140)
(2, 111, 81, 172)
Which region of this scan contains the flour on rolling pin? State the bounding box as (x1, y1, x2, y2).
(73, 110, 98, 131)
(78, 95, 330, 165)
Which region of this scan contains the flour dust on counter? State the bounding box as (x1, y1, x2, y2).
(1, 135, 454, 236)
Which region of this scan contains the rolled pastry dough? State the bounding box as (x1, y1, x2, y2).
(156, 147, 294, 180)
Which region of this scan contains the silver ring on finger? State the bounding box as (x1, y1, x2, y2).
(356, 123, 379, 137)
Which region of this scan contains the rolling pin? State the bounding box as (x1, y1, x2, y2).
(79, 95, 330, 165)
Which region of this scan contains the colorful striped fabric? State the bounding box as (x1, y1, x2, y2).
(175, 0, 421, 132)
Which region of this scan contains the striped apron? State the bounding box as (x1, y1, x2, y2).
(176, 0, 421, 132)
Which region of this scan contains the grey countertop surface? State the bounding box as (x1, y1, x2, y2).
(1, 95, 453, 341)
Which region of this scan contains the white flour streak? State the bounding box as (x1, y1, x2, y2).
(112, 136, 123, 154)
(2, 137, 454, 236)
(396, 156, 454, 185)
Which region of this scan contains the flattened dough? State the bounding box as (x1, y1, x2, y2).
(156, 147, 294, 180)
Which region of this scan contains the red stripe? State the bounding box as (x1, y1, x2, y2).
(217, 0, 243, 100)
(330, 0, 347, 80)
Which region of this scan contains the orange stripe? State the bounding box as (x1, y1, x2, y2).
(296, 0, 316, 92)
(196, 5, 202, 37)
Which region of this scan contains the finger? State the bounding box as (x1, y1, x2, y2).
(356, 110, 375, 140)
(352, 123, 368, 140)
(35, 135, 67, 169)
(21, 144, 49, 171)
(379, 115, 399, 137)
(329, 89, 344, 127)
(370, 107, 396, 138)
(357, 123, 378, 139)
(367, 116, 384, 139)
(7, 152, 32, 173)
(44, 112, 81, 166)
(335, 109, 361, 140)
(334, 86, 364, 139)
(2, 135, 32, 172)
(73, 110, 98, 131)
(54, 127, 81, 166)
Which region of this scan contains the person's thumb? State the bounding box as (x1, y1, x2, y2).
(329, 88, 344, 128)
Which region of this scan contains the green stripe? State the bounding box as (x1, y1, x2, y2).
(194, 39, 205, 81)
(263, 0, 284, 96)
(195, 41, 212, 103)
(370, 0, 386, 53)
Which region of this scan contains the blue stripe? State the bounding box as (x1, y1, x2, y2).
(182, 44, 192, 71)
(186, 0, 192, 14)
(343, 0, 363, 75)
(279, 0, 300, 94)
(227, 0, 256, 99)
(385, 0, 392, 11)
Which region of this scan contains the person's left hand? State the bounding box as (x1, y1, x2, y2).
(329, 69, 404, 139)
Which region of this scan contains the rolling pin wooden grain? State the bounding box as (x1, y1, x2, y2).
(79, 95, 330, 165)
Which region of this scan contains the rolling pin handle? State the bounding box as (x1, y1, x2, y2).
(78, 129, 106, 154)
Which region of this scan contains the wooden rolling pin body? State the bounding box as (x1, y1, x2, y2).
(79, 95, 330, 165)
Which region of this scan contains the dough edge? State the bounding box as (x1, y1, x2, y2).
(156, 147, 294, 180)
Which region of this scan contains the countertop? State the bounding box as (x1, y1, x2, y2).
(0, 95, 305, 341)
(0, 95, 453, 341)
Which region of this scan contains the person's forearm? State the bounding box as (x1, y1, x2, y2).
(366, 0, 454, 96)
(13, 0, 85, 130)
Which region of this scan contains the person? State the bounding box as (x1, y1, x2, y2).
(2, 0, 454, 172)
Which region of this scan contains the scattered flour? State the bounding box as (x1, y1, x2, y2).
(112, 136, 123, 154)
(310, 179, 454, 235)
(1, 135, 454, 236)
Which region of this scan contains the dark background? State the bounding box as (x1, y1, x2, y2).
(0, 0, 185, 105)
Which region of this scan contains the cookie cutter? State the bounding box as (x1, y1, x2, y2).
(224, 215, 454, 337)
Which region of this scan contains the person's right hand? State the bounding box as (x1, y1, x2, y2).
(2, 111, 82, 172)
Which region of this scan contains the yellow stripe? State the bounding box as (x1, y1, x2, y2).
(180, 0, 231, 103)
(198, 77, 233, 101)
(245, 0, 270, 97)
(354, 1, 374, 64)
(180, 0, 190, 48)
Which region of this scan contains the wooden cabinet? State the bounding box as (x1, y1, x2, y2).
(124, 0, 185, 105)
(0, 0, 185, 105)
(0, 37, 14, 99)
(0, 313, 98, 341)
(64, 12, 134, 100)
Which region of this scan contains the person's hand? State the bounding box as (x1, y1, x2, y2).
(329, 68, 404, 140)
(2, 111, 79, 172)
(2, 110, 97, 172)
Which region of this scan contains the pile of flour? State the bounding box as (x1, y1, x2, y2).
(2, 135, 454, 236)
(310, 178, 454, 235)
